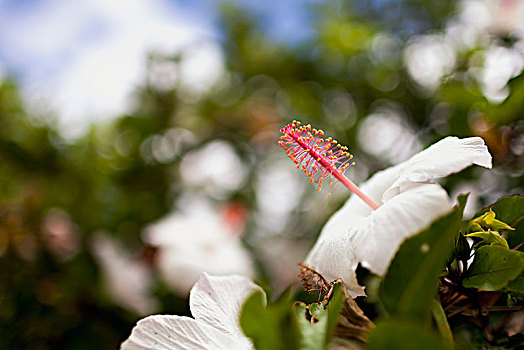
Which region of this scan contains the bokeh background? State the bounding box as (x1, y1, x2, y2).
(1, 0, 523, 348)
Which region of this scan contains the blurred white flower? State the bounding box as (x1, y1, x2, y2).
(121, 273, 261, 350)
(255, 158, 304, 233)
(404, 34, 455, 91)
(305, 136, 492, 297)
(91, 233, 157, 315)
(480, 45, 524, 102)
(143, 202, 255, 295)
(483, 0, 524, 35)
(357, 102, 422, 164)
(180, 140, 248, 199)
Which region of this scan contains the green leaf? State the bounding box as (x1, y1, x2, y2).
(475, 195, 524, 227)
(431, 299, 454, 349)
(480, 196, 524, 251)
(506, 273, 524, 293)
(293, 282, 373, 350)
(474, 195, 524, 250)
(380, 205, 463, 320)
(325, 282, 344, 343)
(463, 246, 524, 291)
(368, 319, 452, 350)
(489, 219, 515, 232)
(293, 303, 327, 350)
(466, 231, 509, 249)
(470, 209, 514, 232)
(240, 291, 298, 350)
(240, 291, 278, 350)
(457, 193, 469, 209)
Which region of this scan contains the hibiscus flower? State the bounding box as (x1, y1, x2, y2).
(303, 136, 492, 297)
(121, 273, 262, 349)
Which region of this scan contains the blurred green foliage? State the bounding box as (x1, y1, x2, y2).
(1, 0, 523, 348)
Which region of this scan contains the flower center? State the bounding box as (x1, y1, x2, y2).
(279, 120, 379, 210)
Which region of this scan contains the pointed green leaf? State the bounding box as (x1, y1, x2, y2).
(470, 209, 514, 232)
(325, 282, 344, 343)
(431, 299, 454, 349)
(380, 205, 463, 320)
(473, 195, 524, 250)
(457, 194, 469, 209)
(466, 231, 509, 249)
(484, 210, 496, 224)
(474, 195, 524, 227)
(490, 220, 515, 232)
(463, 246, 524, 291)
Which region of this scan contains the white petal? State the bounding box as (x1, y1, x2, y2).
(311, 165, 404, 242)
(189, 273, 264, 340)
(304, 210, 366, 298)
(121, 315, 248, 350)
(310, 136, 490, 240)
(384, 136, 492, 200)
(303, 137, 489, 297)
(350, 183, 452, 276)
(304, 165, 403, 297)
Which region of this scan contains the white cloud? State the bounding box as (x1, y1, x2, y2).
(0, 0, 222, 138)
